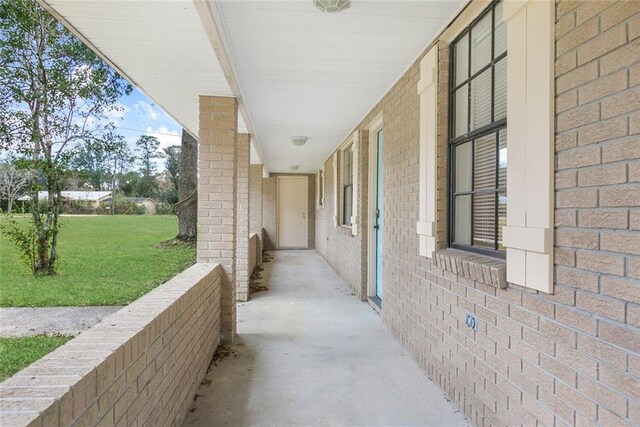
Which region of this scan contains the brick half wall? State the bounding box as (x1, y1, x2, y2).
(0, 263, 222, 427)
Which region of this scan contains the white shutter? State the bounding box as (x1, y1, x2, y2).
(333, 152, 338, 228)
(350, 132, 359, 236)
(320, 166, 325, 208)
(502, 0, 555, 293)
(416, 46, 438, 258)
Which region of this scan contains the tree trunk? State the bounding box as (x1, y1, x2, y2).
(176, 129, 197, 241)
(7, 197, 12, 214)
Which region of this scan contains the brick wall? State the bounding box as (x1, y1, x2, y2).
(250, 165, 263, 266)
(0, 263, 222, 427)
(262, 175, 277, 250)
(315, 1, 640, 425)
(316, 147, 367, 298)
(249, 233, 259, 277)
(250, 165, 263, 238)
(261, 173, 316, 250)
(237, 134, 250, 302)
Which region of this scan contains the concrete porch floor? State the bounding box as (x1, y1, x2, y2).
(184, 250, 469, 427)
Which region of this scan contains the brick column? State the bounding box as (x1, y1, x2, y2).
(236, 133, 250, 302)
(250, 165, 264, 266)
(198, 95, 238, 343)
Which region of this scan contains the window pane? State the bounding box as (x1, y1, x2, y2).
(454, 33, 469, 86)
(343, 185, 352, 225)
(494, 58, 507, 121)
(455, 142, 473, 192)
(498, 128, 507, 190)
(344, 148, 352, 185)
(498, 193, 507, 250)
(473, 193, 495, 249)
(454, 84, 468, 137)
(470, 68, 492, 131)
(494, 1, 507, 57)
(471, 11, 492, 74)
(474, 133, 496, 190)
(454, 195, 472, 245)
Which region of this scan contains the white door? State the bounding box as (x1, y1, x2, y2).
(277, 176, 308, 248)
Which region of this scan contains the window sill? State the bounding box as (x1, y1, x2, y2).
(434, 249, 507, 289)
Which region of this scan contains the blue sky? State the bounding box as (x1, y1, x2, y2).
(112, 88, 182, 170)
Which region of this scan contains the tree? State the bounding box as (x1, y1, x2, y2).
(176, 130, 197, 241)
(0, 0, 132, 274)
(71, 141, 110, 190)
(0, 163, 32, 213)
(163, 145, 180, 190)
(135, 135, 161, 178)
(101, 131, 131, 213)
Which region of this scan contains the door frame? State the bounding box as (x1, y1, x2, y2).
(276, 175, 308, 249)
(366, 114, 384, 300)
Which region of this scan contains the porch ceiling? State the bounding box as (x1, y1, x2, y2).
(214, 0, 464, 173)
(38, 0, 465, 174)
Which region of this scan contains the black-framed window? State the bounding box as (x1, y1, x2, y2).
(342, 145, 353, 226)
(449, 0, 507, 257)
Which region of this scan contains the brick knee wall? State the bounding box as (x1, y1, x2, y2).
(0, 264, 222, 427)
(316, 1, 640, 425)
(249, 233, 258, 275)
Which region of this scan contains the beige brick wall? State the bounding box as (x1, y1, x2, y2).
(236, 134, 250, 302)
(261, 173, 316, 250)
(250, 165, 263, 237)
(249, 233, 259, 276)
(262, 175, 277, 250)
(250, 165, 263, 266)
(0, 263, 222, 427)
(197, 95, 237, 342)
(316, 1, 640, 425)
(316, 145, 367, 298)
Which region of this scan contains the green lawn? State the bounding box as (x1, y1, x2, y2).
(0, 215, 195, 307)
(0, 336, 73, 381)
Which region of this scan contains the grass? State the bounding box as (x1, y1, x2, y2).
(0, 215, 195, 307)
(0, 336, 73, 381)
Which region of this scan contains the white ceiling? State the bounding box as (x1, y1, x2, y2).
(214, 0, 464, 172)
(40, 1, 251, 148)
(39, 0, 465, 173)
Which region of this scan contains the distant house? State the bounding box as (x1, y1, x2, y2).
(102, 196, 157, 215)
(17, 191, 112, 208)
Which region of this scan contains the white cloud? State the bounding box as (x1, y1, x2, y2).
(145, 126, 180, 150)
(134, 101, 159, 120)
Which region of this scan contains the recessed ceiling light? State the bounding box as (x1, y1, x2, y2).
(290, 165, 300, 171)
(291, 136, 308, 147)
(313, 0, 351, 13)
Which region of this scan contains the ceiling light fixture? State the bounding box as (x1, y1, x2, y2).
(313, 0, 351, 13)
(290, 165, 300, 171)
(291, 136, 308, 147)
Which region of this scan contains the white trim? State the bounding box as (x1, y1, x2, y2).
(350, 132, 359, 236)
(366, 115, 384, 299)
(316, 170, 324, 209)
(416, 45, 439, 259)
(503, 0, 555, 293)
(333, 153, 338, 228)
(320, 165, 325, 208)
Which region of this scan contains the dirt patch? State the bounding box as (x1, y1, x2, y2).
(249, 252, 273, 295)
(155, 238, 195, 249)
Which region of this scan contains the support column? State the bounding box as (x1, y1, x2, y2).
(250, 164, 264, 266)
(198, 95, 238, 343)
(236, 134, 250, 302)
